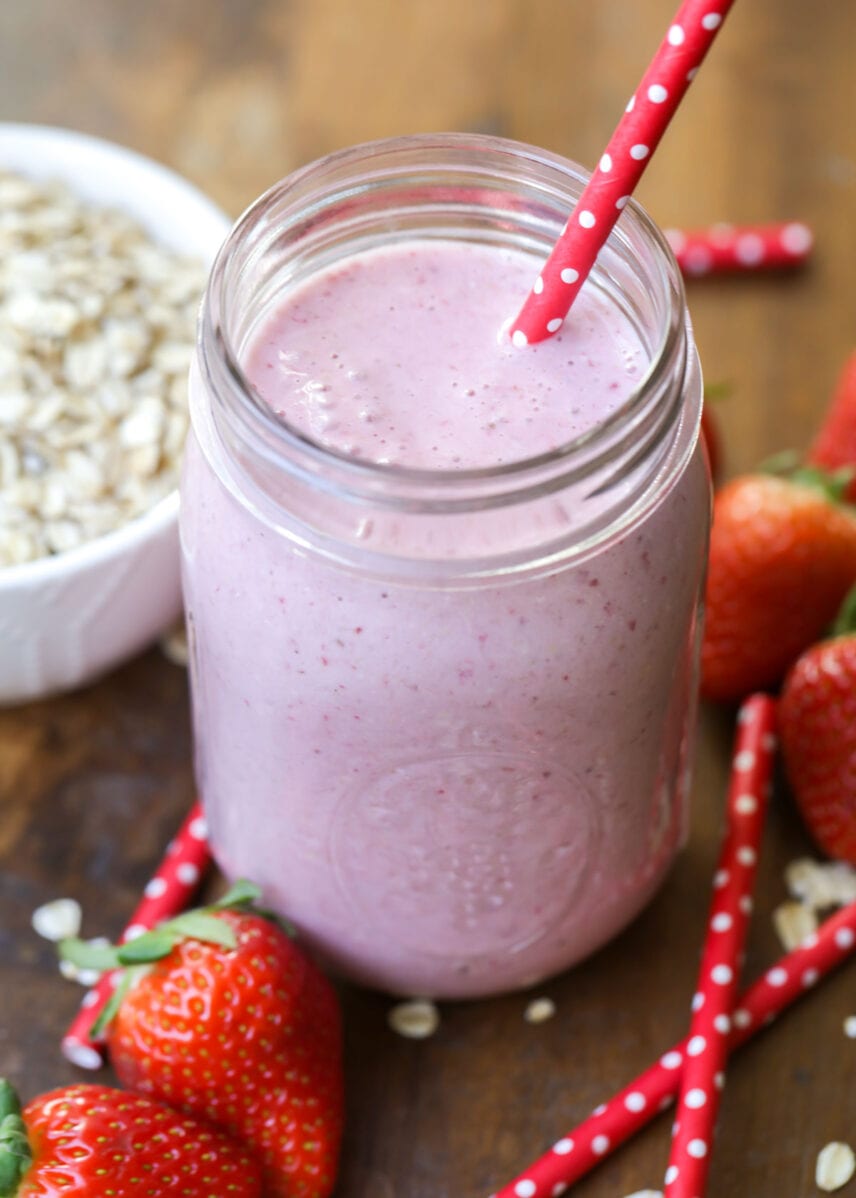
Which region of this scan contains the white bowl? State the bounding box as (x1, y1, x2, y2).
(0, 124, 231, 704)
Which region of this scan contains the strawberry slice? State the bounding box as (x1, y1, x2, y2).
(808, 350, 856, 502)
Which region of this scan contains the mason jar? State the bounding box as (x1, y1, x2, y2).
(180, 134, 710, 999)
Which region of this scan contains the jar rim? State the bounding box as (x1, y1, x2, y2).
(198, 132, 691, 508)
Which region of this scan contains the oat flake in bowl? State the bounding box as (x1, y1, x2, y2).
(0, 123, 230, 704)
(0, 170, 207, 565)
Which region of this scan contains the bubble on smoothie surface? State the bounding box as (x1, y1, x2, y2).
(243, 239, 647, 471)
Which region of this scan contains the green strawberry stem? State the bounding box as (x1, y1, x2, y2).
(759, 453, 856, 504)
(0, 1079, 32, 1196)
(832, 583, 856, 638)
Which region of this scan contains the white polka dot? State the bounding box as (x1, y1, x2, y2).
(713, 869, 730, 889)
(688, 1139, 708, 1159)
(512, 330, 528, 348)
(592, 1103, 607, 1117)
(737, 846, 757, 867)
(685, 245, 714, 275)
(625, 1091, 647, 1112)
(189, 816, 208, 840)
(692, 991, 705, 1012)
(803, 932, 819, 949)
(711, 964, 733, 985)
(514, 1181, 536, 1197)
(685, 1088, 707, 1109)
(145, 876, 168, 899)
(62, 1039, 104, 1071)
(702, 12, 723, 29)
(560, 268, 579, 284)
(534, 276, 544, 294)
(177, 862, 200, 886)
(124, 924, 148, 941)
(615, 196, 631, 210)
(711, 912, 732, 932)
(734, 749, 756, 771)
(740, 895, 753, 915)
(687, 67, 699, 81)
(780, 222, 813, 254)
(766, 967, 788, 987)
(733, 1008, 752, 1028)
(665, 1165, 679, 1185)
(626, 94, 636, 113)
(599, 153, 613, 173)
(546, 317, 563, 333)
(661, 1050, 683, 1070)
(659, 1095, 673, 1111)
(762, 732, 777, 752)
(665, 228, 687, 254)
(687, 1034, 706, 1057)
(552, 1186, 568, 1198)
(81, 990, 100, 1009)
(552, 1137, 574, 1155)
(714, 1072, 726, 1090)
(668, 24, 686, 45)
(714, 1014, 731, 1034)
(578, 210, 596, 229)
(735, 794, 758, 815)
(647, 84, 668, 104)
(835, 927, 855, 949)
(630, 144, 650, 161)
(591, 1135, 610, 1155)
(735, 233, 765, 265)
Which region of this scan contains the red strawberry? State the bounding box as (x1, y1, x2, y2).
(701, 471, 856, 702)
(808, 350, 856, 502)
(779, 588, 856, 864)
(1, 1078, 263, 1197)
(62, 884, 343, 1198)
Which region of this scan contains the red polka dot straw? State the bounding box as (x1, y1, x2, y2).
(663, 693, 776, 1197)
(665, 221, 814, 276)
(61, 800, 210, 1070)
(489, 899, 856, 1198)
(510, 0, 735, 346)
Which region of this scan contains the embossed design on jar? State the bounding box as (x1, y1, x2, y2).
(330, 751, 600, 960)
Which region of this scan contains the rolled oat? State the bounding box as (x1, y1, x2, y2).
(816, 1142, 856, 1192)
(0, 169, 207, 566)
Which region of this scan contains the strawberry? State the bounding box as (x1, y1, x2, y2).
(779, 587, 856, 864)
(808, 350, 856, 502)
(701, 471, 856, 702)
(61, 883, 343, 1198)
(0, 1078, 263, 1197)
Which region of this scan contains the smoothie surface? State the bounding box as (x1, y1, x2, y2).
(243, 239, 647, 470)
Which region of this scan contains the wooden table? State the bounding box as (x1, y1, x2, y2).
(2, 2, 856, 1194)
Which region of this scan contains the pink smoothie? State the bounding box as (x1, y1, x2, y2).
(181, 238, 709, 997)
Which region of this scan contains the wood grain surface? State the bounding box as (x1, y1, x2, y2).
(2, 2, 856, 1195)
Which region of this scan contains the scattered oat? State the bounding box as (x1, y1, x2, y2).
(524, 996, 556, 1025)
(0, 170, 207, 566)
(32, 897, 82, 942)
(844, 1016, 856, 1040)
(816, 1142, 856, 1191)
(772, 899, 818, 951)
(785, 859, 856, 911)
(159, 617, 189, 667)
(388, 999, 440, 1040)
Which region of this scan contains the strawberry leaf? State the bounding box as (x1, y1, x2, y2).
(832, 583, 856, 638)
(59, 938, 122, 972)
(211, 879, 262, 909)
(91, 967, 141, 1040)
(0, 1079, 31, 1193)
(166, 912, 238, 948)
(116, 929, 180, 965)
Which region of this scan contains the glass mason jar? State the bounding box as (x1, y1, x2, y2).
(181, 134, 710, 999)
